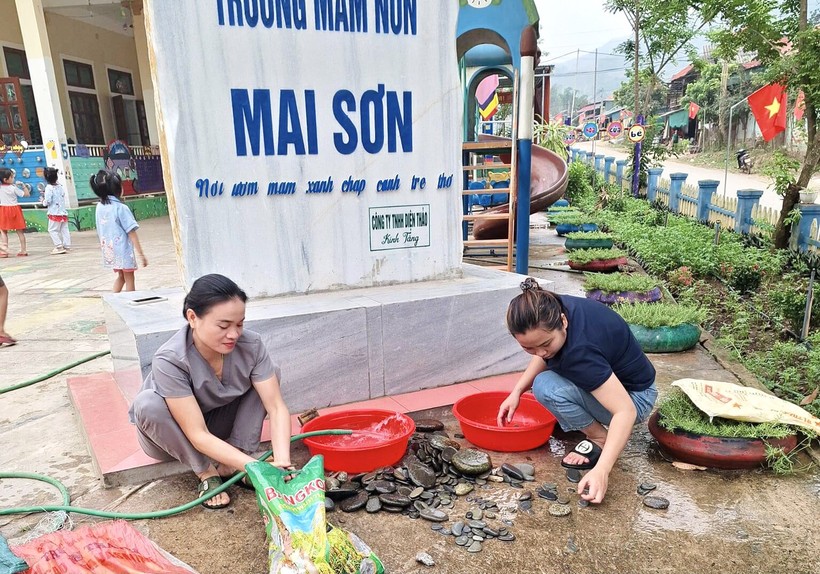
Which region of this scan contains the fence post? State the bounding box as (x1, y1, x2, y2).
(604, 156, 615, 183)
(570, 148, 578, 162)
(647, 167, 664, 202)
(615, 160, 629, 189)
(668, 173, 688, 214)
(578, 150, 587, 164)
(796, 204, 820, 252)
(734, 189, 764, 234)
(594, 154, 605, 174)
(696, 180, 719, 223)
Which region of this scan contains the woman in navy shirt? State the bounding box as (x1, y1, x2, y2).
(497, 278, 657, 504)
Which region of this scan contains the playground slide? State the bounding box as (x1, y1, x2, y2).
(472, 134, 569, 240)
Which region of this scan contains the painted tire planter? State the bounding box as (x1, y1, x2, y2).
(586, 286, 663, 306)
(564, 237, 614, 250)
(648, 411, 798, 469)
(555, 223, 599, 236)
(567, 256, 627, 272)
(628, 323, 700, 353)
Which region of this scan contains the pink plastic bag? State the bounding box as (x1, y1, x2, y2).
(12, 520, 198, 573)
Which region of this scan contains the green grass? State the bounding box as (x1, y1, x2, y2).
(612, 302, 707, 327)
(568, 247, 626, 264)
(549, 212, 596, 225)
(583, 272, 659, 293)
(657, 390, 794, 439)
(565, 231, 613, 240)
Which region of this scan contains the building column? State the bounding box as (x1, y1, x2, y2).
(132, 10, 159, 147)
(15, 0, 78, 207)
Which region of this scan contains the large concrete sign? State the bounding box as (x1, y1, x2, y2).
(143, 0, 463, 297)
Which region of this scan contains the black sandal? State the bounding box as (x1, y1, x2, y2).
(197, 476, 231, 509)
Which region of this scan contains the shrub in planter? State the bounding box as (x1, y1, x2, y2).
(583, 272, 662, 305)
(564, 231, 614, 250)
(613, 302, 706, 353)
(550, 212, 599, 236)
(567, 248, 627, 272)
(649, 390, 798, 470)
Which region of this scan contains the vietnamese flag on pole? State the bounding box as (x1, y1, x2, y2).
(688, 101, 700, 119)
(747, 83, 788, 141)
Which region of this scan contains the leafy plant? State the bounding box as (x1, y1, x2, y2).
(657, 390, 793, 439)
(549, 212, 597, 225)
(565, 161, 599, 210)
(568, 247, 626, 265)
(583, 272, 660, 293)
(532, 118, 570, 160)
(565, 231, 613, 240)
(613, 302, 706, 327)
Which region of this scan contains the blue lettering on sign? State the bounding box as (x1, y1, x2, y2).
(314, 0, 368, 32)
(332, 85, 412, 155)
(217, 0, 308, 29)
(267, 181, 297, 195)
(375, 0, 416, 35)
(231, 89, 318, 156)
(306, 177, 334, 193)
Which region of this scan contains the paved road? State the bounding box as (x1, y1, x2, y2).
(575, 141, 784, 211)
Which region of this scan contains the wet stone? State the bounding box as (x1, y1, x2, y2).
(441, 446, 458, 463)
(415, 551, 436, 567)
(419, 491, 434, 500)
(393, 468, 409, 482)
(470, 508, 483, 521)
(566, 469, 582, 483)
(519, 491, 532, 501)
(451, 449, 493, 476)
(415, 419, 445, 432)
(643, 496, 670, 510)
(382, 505, 403, 513)
(413, 500, 429, 512)
(406, 461, 437, 489)
(349, 473, 366, 484)
(325, 483, 360, 501)
(366, 497, 382, 513)
(548, 503, 572, 517)
(325, 498, 335, 511)
(430, 523, 443, 531)
(542, 482, 557, 491)
(361, 472, 378, 484)
(455, 536, 470, 546)
(440, 527, 452, 536)
(483, 527, 499, 537)
(498, 533, 516, 542)
(557, 494, 570, 505)
(518, 500, 532, 511)
(467, 520, 487, 529)
(501, 463, 526, 481)
(454, 433, 465, 439)
(537, 488, 558, 501)
(373, 480, 397, 494)
(452, 521, 465, 536)
(408, 511, 420, 519)
(398, 486, 413, 497)
(429, 434, 461, 451)
(578, 499, 590, 508)
(640, 482, 657, 492)
(471, 535, 484, 542)
(420, 508, 449, 522)
(484, 511, 496, 519)
(379, 492, 412, 508)
(339, 491, 369, 512)
(455, 482, 474, 496)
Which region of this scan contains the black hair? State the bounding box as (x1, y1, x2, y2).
(89, 170, 122, 204)
(183, 274, 248, 319)
(506, 277, 564, 335)
(0, 168, 12, 184)
(44, 167, 59, 185)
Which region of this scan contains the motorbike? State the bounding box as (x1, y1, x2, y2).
(736, 149, 753, 174)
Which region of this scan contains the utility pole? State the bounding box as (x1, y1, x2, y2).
(569, 49, 579, 125)
(718, 61, 729, 146)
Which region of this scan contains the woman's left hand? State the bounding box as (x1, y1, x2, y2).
(268, 459, 297, 480)
(577, 467, 609, 504)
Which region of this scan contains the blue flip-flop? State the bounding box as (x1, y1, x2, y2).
(561, 439, 602, 470)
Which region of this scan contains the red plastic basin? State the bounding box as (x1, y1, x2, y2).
(300, 409, 416, 473)
(452, 392, 557, 452)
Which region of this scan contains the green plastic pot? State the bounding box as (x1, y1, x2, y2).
(564, 237, 614, 250)
(628, 323, 700, 353)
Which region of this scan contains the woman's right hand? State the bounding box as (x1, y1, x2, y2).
(497, 392, 520, 427)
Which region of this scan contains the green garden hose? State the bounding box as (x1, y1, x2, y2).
(0, 429, 350, 521)
(0, 350, 111, 395)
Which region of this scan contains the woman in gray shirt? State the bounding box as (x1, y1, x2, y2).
(130, 274, 292, 509)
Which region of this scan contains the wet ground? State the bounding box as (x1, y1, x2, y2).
(2, 217, 820, 573)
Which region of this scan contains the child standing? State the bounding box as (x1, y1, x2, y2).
(41, 167, 71, 255)
(90, 170, 148, 292)
(0, 168, 30, 257)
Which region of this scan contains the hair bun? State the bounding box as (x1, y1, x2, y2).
(520, 277, 539, 291)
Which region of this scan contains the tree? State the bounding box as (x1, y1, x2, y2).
(605, 0, 716, 115)
(549, 86, 589, 120)
(681, 60, 766, 147)
(612, 68, 669, 118)
(707, 0, 820, 248)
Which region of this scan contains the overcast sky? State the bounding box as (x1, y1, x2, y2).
(534, 0, 630, 62)
(533, 0, 820, 64)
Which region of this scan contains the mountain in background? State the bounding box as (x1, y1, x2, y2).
(546, 35, 710, 112)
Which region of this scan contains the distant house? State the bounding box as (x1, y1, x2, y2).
(667, 64, 699, 110)
(574, 97, 614, 126)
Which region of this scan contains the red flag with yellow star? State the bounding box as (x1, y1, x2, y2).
(748, 83, 788, 141)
